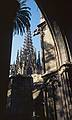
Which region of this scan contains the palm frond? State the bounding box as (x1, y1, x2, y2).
(17, 11, 30, 27)
(13, 0, 31, 35)
(20, 6, 31, 10)
(19, 0, 26, 7)
(17, 11, 31, 21)
(19, 9, 31, 16)
(17, 17, 25, 35)
(13, 23, 19, 35)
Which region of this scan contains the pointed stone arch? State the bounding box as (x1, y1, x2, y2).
(35, 0, 72, 70)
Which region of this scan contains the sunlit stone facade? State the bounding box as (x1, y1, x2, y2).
(40, 16, 57, 73)
(40, 15, 70, 73)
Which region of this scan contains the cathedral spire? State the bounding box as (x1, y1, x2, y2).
(16, 50, 20, 74)
(36, 51, 42, 74)
(10, 28, 41, 76)
(20, 47, 23, 74)
(21, 27, 35, 75)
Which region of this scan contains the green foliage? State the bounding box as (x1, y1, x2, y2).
(13, 0, 31, 35)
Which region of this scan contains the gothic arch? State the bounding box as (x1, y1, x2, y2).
(47, 20, 71, 67)
(35, 0, 72, 69)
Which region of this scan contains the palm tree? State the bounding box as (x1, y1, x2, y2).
(13, 0, 31, 35)
(0, 0, 31, 113)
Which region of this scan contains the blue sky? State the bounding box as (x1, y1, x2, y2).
(11, 0, 41, 64)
